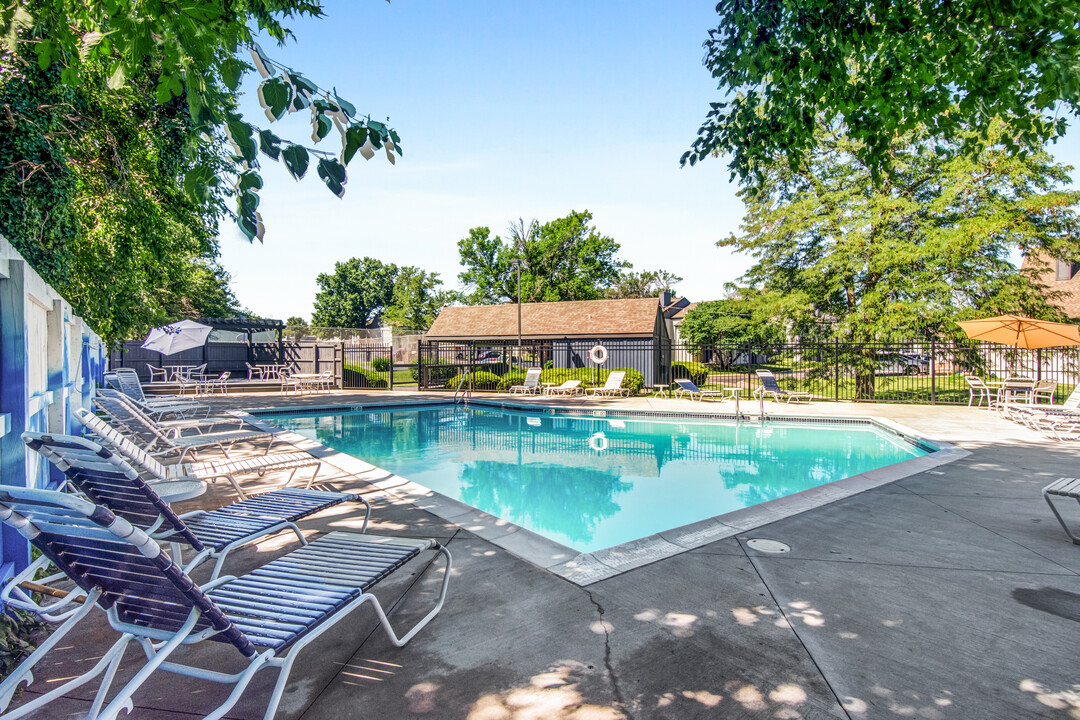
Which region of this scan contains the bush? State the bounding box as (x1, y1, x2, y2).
(344, 364, 388, 388)
(612, 367, 645, 394)
(443, 370, 502, 389)
(498, 370, 527, 393)
(671, 361, 708, 386)
(371, 357, 392, 372)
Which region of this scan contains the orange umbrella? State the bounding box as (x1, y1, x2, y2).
(956, 314, 1080, 349)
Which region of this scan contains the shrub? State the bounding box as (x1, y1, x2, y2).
(371, 357, 392, 372)
(443, 370, 502, 390)
(671, 361, 708, 386)
(612, 367, 645, 394)
(344, 364, 388, 388)
(498, 370, 527, 393)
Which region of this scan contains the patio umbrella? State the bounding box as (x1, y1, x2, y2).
(955, 314, 1080, 349)
(141, 320, 212, 355)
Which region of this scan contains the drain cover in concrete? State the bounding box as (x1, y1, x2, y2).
(746, 538, 791, 553)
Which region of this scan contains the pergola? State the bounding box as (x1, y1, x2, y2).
(196, 317, 285, 358)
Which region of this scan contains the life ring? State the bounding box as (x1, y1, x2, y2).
(589, 344, 609, 365)
(588, 432, 608, 452)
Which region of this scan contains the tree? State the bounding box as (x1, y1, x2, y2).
(285, 316, 309, 340)
(382, 268, 455, 332)
(161, 261, 245, 320)
(725, 118, 1080, 396)
(0, 26, 232, 344)
(311, 257, 398, 328)
(683, 0, 1080, 185)
(2, 1, 401, 241)
(457, 211, 627, 304)
(678, 295, 786, 368)
(605, 269, 683, 299)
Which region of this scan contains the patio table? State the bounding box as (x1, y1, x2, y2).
(165, 365, 197, 382)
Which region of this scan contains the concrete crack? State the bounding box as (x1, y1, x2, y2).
(584, 589, 634, 720)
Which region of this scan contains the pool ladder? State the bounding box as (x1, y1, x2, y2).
(453, 371, 472, 404)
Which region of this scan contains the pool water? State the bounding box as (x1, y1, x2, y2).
(267, 404, 929, 553)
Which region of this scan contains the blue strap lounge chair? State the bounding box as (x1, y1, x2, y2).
(75, 408, 324, 499)
(0, 487, 450, 720)
(754, 369, 812, 403)
(21, 432, 366, 579)
(672, 378, 732, 402)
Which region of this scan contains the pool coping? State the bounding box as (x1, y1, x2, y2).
(235, 399, 970, 586)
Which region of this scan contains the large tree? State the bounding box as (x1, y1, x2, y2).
(683, 0, 1080, 184)
(381, 268, 455, 332)
(605, 269, 683, 299)
(457, 211, 627, 305)
(725, 118, 1080, 395)
(311, 257, 399, 329)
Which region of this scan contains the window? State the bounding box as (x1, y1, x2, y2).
(1055, 260, 1079, 281)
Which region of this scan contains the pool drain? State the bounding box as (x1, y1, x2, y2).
(746, 538, 791, 553)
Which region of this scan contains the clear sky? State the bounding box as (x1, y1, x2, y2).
(217, 0, 1080, 322)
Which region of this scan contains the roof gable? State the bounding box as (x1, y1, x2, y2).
(426, 298, 661, 339)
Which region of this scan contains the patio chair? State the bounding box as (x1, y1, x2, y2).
(754, 369, 813, 403)
(0, 486, 449, 720)
(245, 361, 266, 380)
(145, 364, 169, 383)
(22, 431, 363, 578)
(1032, 380, 1059, 404)
(509, 368, 543, 394)
(94, 392, 277, 462)
(280, 368, 302, 395)
(1042, 477, 1080, 543)
(545, 379, 582, 396)
(76, 408, 326, 499)
(587, 371, 630, 397)
(672, 378, 731, 402)
(316, 369, 335, 392)
(964, 376, 994, 408)
(196, 370, 231, 395)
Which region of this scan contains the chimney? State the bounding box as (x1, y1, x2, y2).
(660, 290, 672, 307)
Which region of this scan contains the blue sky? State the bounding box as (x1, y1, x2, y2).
(217, 1, 1080, 322)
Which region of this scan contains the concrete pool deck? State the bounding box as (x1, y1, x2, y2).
(11, 390, 1080, 719)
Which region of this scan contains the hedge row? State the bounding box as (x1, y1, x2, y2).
(343, 364, 388, 388)
(443, 367, 645, 394)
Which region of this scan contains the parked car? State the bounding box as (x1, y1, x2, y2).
(876, 353, 929, 375)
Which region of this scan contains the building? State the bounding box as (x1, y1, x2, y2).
(424, 297, 672, 385)
(1021, 252, 1080, 320)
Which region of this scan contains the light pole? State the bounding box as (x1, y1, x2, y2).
(509, 259, 522, 366)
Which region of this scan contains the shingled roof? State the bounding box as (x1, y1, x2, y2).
(425, 298, 662, 340)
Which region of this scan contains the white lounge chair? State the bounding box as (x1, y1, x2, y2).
(509, 368, 543, 394)
(587, 370, 630, 397)
(545, 379, 583, 396)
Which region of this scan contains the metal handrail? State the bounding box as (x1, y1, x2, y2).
(453, 371, 472, 404)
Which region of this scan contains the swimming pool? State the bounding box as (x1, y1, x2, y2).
(263, 404, 931, 553)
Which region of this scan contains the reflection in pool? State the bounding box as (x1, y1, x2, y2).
(267, 405, 928, 553)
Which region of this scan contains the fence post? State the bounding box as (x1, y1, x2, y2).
(1036, 348, 1042, 382)
(388, 344, 394, 390)
(313, 343, 320, 376)
(834, 338, 840, 400)
(930, 338, 936, 405)
(417, 339, 423, 390)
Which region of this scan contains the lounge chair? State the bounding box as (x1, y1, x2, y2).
(94, 392, 277, 462)
(0, 487, 449, 720)
(1043, 477, 1080, 543)
(22, 431, 364, 578)
(76, 408, 324, 499)
(964, 376, 994, 408)
(1003, 385, 1080, 428)
(509, 368, 543, 394)
(105, 368, 207, 419)
(545, 379, 582, 396)
(672, 378, 731, 402)
(587, 370, 630, 397)
(754, 369, 812, 403)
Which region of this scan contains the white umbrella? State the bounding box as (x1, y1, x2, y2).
(141, 320, 213, 355)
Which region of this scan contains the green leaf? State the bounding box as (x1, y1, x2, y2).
(257, 78, 290, 121)
(249, 43, 276, 78)
(311, 113, 333, 143)
(225, 120, 257, 163)
(282, 144, 310, 180)
(220, 57, 247, 91)
(107, 62, 127, 89)
(333, 89, 357, 117)
(342, 125, 368, 164)
(317, 158, 347, 197)
(258, 129, 282, 160)
(238, 171, 263, 192)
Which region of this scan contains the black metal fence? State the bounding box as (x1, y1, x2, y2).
(418, 339, 1080, 404)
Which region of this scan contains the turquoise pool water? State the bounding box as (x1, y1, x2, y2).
(266, 404, 929, 553)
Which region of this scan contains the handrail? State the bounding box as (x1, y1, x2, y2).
(453, 371, 472, 404)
